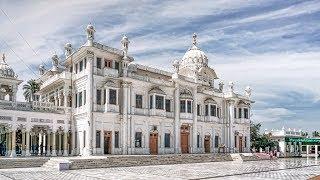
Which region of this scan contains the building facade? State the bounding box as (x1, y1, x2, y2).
(0, 24, 253, 157)
(266, 128, 320, 157)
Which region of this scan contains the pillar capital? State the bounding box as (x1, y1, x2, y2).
(9, 125, 17, 132)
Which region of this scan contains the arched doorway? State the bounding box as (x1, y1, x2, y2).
(180, 125, 189, 154)
(149, 131, 158, 155)
(239, 136, 243, 153)
(204, 135, 211, 153)
(0, 125, 9, 156)
(104, 131, 112, 154)
(15, 129, 23, 156)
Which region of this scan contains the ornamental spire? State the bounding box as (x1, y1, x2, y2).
(2, 53, 6, 63)
(192, 33, 197, 46)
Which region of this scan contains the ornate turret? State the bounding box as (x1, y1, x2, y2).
(218, 81, 224, 92)
(245, 86, 252, 98)
(51, 53, 59, 72)
(228, 81, 234, 92)
(38, 64, 46, 75)
(86, 24, 95, 46)
(0, 53, 22, 102)
(64, 43, 72, 57)
(121, 35, 130, 58)
(121, 35, 130, 77)
(0, 53, 17, 79)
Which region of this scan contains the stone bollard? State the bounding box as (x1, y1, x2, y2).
(58, 162, 70, 171)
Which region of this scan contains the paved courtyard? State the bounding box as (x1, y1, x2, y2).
(0, 158, 319, 179)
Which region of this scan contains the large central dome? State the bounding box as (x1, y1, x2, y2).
(179, 33, 209, 72)
(180, 43, 208, 70)
(177, 33, 218, 81)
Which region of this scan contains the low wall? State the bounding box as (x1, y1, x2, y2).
(0, 157, 49, 169)
(240, 153, 272, 161)
(69, 153, 233, 170)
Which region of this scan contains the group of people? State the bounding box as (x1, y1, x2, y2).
(0, 142, 6, 156)
(0, 141, 46, 156)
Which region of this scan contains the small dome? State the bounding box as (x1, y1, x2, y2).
(87, 24, 94, 30)
(0, 54, 16, 78)
(65, 43, 72, 48)
(122, 35, 128, 41)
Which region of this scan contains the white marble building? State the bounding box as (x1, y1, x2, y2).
(0, 24, 253, 157)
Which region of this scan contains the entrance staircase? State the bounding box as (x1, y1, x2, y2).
(230, 153, 243, 162)
(67, 153, 233, 170)
(42, 158, 70, 169)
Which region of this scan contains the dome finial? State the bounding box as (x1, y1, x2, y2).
(192, 33, 197, 46)
(2, 53, 6, 63)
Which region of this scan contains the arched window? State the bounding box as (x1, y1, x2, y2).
(180, 89, 193, 113)
(148, 87, 166, 110)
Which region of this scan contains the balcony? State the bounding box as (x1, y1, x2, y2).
(204, 116, 220, 123)
(40, 71, 71, 89)
(149, 109, 166, 117)
(234, 118, 250, 124)
(105, 104, 119, 113)
(104, 68, 119, 78)
(133, 108, 148, 116)
(180, 113, 193, 120)
(166, 112, 174, 118)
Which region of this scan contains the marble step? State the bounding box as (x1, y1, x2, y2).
(68, 154, 233, 170)
(0, 158, 49, 169)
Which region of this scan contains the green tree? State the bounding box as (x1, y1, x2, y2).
(250, 122, 278, 151)
(312, 131, 320, 137)
(23, 79, 40, 102)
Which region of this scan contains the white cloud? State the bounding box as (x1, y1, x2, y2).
(0, 0, 319, 133)
(253, 108, 295, 123)
(236, 0, 320, 24)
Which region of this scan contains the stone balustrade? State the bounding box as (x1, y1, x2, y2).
(0, 100, 71, 114)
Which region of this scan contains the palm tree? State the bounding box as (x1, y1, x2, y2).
(23, 79, 40, 102)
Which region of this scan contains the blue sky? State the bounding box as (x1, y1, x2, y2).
(0, 0, 320, 132)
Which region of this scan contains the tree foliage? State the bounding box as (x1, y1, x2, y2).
(312, 131, 320, 137)
(250, 122, 278, 150)
(23, 79, 40, 102)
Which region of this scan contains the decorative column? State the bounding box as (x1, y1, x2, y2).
(51, 130, 57, 156)
(30, 132, 34, 155)
(85, 50, 94, 156)
(63, 91, 68, 109)
(228, 100, 235, 153)
(21, 129, 26, 156)
(54, 93, 58, 107)
(121, 82, 129, 155)
(174, 83, 180, 153)
(192, 87, 198, 153)
(38, 130, 43, 156)
(42, 132, 46, 155)
(58, 92, 63, 107)
(315, 145, 318, 158)
(10, 127, 16, 157)
(63, 130, 68, 156)
(104, 87, 109, 112)
(58, 131, 62, 156)
(6, 131, 11, 157)
(46, 131, 51, 156)
(25, 129, 31, 156)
